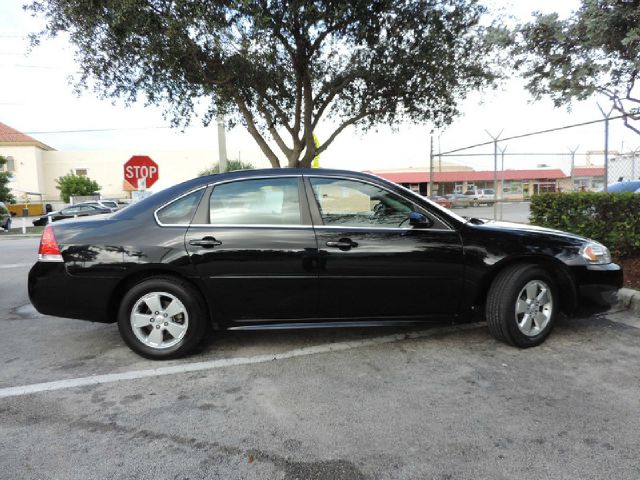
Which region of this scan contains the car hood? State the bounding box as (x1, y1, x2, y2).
(468, 219, 589, 243)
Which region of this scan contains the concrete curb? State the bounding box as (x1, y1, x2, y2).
(615, 288, 640, 316)
(0, 234, 41, 240)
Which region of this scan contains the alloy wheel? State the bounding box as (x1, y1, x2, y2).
(515, 280, 553, 337)
(130, 291, 189, 349)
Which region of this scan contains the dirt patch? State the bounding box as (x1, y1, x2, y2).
(615, 256, 640, 290)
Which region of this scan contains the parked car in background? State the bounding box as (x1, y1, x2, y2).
(29, 168, 622, 360)
(445, 193, 470, 208)
(427, 195, 452, 209)
(74, 200, 122, 212)
(0, 202, 11, 231)
(604, 181, 640, 193)
(32, 204, 112, 226)
(464, 188, 496, 206)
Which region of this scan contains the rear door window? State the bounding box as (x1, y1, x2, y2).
(208, 177, 301, 225)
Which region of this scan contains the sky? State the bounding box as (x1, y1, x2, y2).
(1, 0, 638, 174)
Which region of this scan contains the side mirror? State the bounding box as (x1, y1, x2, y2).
(408, 211, 433, 228)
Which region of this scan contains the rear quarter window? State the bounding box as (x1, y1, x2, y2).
(156, 189, 204, 225)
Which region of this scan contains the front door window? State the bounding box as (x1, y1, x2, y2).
(309, 177, 415, 228)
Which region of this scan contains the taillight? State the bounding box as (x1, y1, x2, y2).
(38, 224, 64, 262)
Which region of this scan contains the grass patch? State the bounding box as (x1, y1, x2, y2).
(1, 226, 45, 236)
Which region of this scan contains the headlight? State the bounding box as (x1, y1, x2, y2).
(580, 242, 611, 265)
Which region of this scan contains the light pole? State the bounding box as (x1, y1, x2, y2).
(429, 131, 435, 196)
(499, 145, 507, 220)
(597, 104, 614, 191)
(485, 129, 503, 220)
(568, 145, 579, 191)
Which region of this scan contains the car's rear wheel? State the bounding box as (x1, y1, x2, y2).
(486, 264, 558, 348)
(117, 276, 208, 359)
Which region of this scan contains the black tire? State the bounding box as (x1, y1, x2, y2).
(117, 276, 208, 359)
(472, 201, 479, 207)
(486, 263, 558, 348)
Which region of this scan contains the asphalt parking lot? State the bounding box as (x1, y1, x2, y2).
(1, 238, 639, 479)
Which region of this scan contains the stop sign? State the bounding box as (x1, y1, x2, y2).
(124, 155, 159, 189)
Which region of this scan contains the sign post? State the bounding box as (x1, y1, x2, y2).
(124, 156, 159, 190)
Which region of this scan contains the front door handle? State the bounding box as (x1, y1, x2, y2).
(189, 236, 222, 248)
(326, 238, 358, 251)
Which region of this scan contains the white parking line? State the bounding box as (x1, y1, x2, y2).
(0, 263, 32, 269)
(0, 322, 484, 399)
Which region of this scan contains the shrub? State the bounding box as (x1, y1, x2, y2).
(198, 159, 255, 177)
(55, 172, 101, 203)
(530, 192, 640, 256)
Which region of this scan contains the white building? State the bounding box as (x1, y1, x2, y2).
(0, 121, 240, 204)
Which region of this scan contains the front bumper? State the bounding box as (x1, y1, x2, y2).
(28, 261, 118, 323)
(573, 262, 623, 310)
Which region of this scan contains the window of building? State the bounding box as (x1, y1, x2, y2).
(209, 177, 301, 225)
(75, 168, 88, 176)
(4, 156, 15, 172)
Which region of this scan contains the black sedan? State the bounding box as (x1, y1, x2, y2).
(29, 169, 623, 359)
(32, 204, 112, 226)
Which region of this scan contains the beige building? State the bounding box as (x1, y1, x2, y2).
(0, 122, 232, 205)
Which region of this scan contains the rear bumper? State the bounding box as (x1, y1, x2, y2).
(572, 262, 623, 312)
(28, 261, 117, 323)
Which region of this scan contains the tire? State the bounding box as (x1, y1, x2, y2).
(486, 264, 558, 348)
(117, 276, 208, 359)
(472, 201, 479, 207)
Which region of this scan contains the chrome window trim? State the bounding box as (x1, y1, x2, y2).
(155, 175, 304, 228)
(305, 174, 456, 231)
(155, 173, 455, 230)
(312, 225, 454, 233)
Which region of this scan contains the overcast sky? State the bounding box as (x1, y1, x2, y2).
(1, 0, 638, 173)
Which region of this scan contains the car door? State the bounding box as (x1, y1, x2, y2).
(306, 175, 464, 320)
(184, 175, 318, 323)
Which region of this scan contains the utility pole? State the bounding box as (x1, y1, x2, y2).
(568, 145, 579, 191)
(597, 104, 614, 192)
(485, 129, 503, 220)
(217, 115, 228, 173)
(429, 132, 434, 196)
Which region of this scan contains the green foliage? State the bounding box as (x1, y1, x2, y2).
(28, 0, 504, 167)
(530, 192, 640, 256)
(513, 1, 640, 134)
(0, 155, 16, 204)
(0, 203, 8, 216)
(198, 159, 255, 177)
(55, 172, 101, 203)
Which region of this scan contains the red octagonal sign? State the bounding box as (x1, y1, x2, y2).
(124, 155, 159, 189)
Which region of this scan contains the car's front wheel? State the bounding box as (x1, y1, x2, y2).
(117, 276, 208, 359)
(486, 264, 558, 348)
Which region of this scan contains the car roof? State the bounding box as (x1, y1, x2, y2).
(607, 181, 640, 192)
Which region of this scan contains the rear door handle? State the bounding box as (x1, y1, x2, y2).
(326, 239, 358, 250)
(189, 237, 222, 248)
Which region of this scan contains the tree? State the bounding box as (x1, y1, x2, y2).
(28, 0, 502, 168)
(55, 172, 101, 203)
(513, 1, 640, 134)
(199, 159, 255, 177)
(0, 156, 16, 204)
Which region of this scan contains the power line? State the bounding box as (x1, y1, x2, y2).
(24, 126, 195, 134)
(439, 114, 627, 156)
